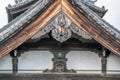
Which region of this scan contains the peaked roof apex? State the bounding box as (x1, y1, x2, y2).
(0, 0, 119, 58)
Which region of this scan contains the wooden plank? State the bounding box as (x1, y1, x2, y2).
(0, 0, 61, 58)
(62, 0, 120, 56)
(0, 0, 120, 58)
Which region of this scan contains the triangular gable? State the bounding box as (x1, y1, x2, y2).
(0, 0, 60, 57)
(65, 0, 120, 55)
(31, 12, 92, 43)
(0, 0, 120, 58)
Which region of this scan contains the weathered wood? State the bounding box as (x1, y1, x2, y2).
(0, 0, 120, 58)
(18, 38, 101, 51)
(12, 57, 18, 75)
(62, 0, 120, 56)
(0, 0, 61, 58)
(10, 50, 19, 75)
(100, 48, 110, 76)
(101, 58, 107, 76)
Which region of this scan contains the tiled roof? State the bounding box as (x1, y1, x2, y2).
(1, 0, 120, 42)
(7, 0, 35, 9)
(0, 0, 50, 42)
(74, 0, 120, 40)
(1, 0, 120, 43)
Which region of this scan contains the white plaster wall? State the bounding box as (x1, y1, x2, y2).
(107, 53, 120, 71)
(0, 51, 120, 73)
(0, 54, 12, 73)
(19, 51, 53, 71)
(66, 51, 101, 70)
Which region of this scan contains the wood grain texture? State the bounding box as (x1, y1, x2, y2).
(0, 0, 120, 58)
(62, 0, 120, 56)
(0, 0, 61, 58)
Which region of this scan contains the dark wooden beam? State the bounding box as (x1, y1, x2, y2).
(12, 57, 18, 75)
(101, 49, 110, 76)
(10, 50, 19, 75)
(101, 57, 107, 76)
(17, 38, 101, 52)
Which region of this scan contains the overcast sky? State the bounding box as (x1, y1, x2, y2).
(0, 0, 120, 30)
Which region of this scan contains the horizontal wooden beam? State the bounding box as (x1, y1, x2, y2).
(18, 42, 101, 51)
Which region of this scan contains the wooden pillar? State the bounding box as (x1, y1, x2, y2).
(101, 49, 110, 76)
(12, 57, 18, 75)
(101, 57, 107, 76)
(11, 50, 19, 75)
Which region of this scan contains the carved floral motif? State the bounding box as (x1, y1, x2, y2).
(52, 13, 72, 43)
(32, 12, 92, 42)
(70, 24, 92, 40)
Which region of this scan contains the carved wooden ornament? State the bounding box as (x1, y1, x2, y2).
(32, 12, 92, 42)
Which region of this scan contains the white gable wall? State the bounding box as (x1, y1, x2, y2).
(67, 51, 101, 74)
(0, 51, 120, 74)
(0, 54, 12, 73)
(107, 53, 120, 74)
(19, 51, 53, 73)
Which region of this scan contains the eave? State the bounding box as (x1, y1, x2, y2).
(0, 0, 120, 58)
(7, 0, 38, 15)
(6, 0, 39, 22)
(6, 0, 107, 22)
(65, 0, 120, 55)
(0, 0, 61, 57)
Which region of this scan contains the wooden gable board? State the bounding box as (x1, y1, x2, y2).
(0, 0, 120, 58)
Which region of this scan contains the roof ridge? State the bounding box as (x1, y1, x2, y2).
(7, 0, 37, 9)
(74, 0, 120, 40)
(0, 0, 50, 42)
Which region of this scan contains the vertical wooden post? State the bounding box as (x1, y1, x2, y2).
(12, 57, 18, 75)
(101, 57, 107, 76)
(11, 50, 18, 75)
(101, 49, 110, 76)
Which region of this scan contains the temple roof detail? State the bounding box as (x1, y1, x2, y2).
(31, 13, 92, 43)
(7, 0, 107, 17)
(0, 0, 51, 42)
(0, 0, 120, 57)
(1, 0, 119, 42)
(73, 0, 120, 40)
(7, 0, 35, 9)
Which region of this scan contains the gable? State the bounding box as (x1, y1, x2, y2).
(31, 13, 92, 43)
(0, 0, 59, 57)
(0, 0, 120, 58)
(63, 0, 120, 56)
